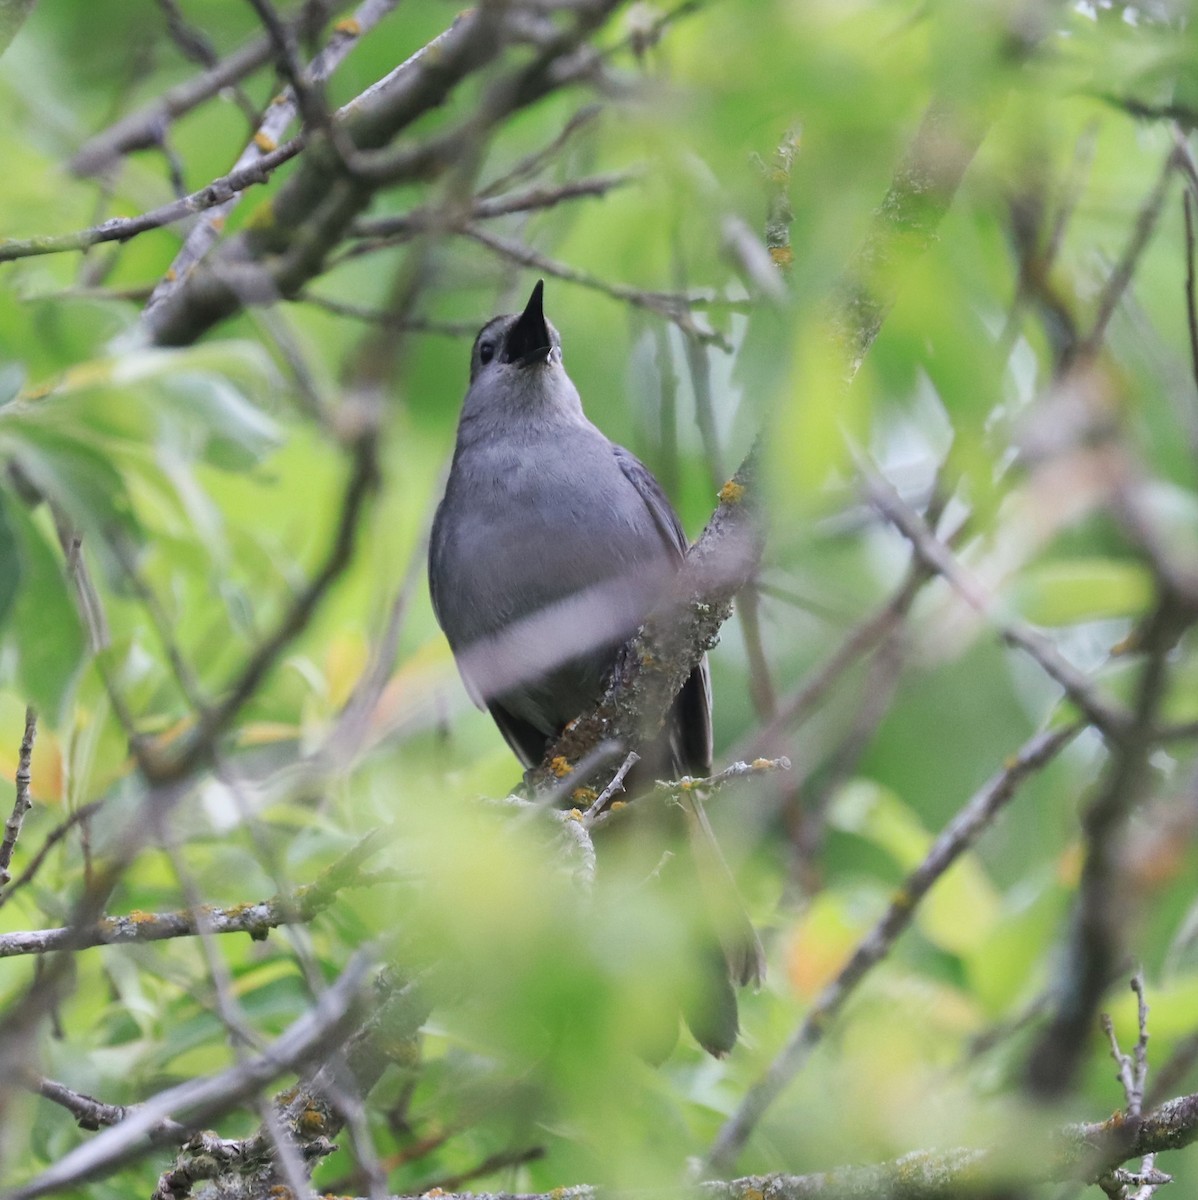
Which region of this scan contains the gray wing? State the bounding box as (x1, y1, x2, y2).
(613, 445, 712, 776)
(429, 496, 486, 709)
(613, 445, 689, 559)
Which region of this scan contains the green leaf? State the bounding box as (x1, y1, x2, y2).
(1009, 558, 1154, 626)
(0, 489, 21, 634)
(55, 342, 282, 472)
(0, 425, 140, 541)
(6, 503, 85, 718)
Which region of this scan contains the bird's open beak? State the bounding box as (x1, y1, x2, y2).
(505, 279, 553, 367)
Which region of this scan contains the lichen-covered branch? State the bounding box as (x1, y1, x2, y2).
(528, 447, 763, 792)
(0, 826, 397, 959)
(144, 0, 626, 347)
(171, 1087, 1198, 1200)
(7, 951, 378, 1200)
(0, 707, 36, 886)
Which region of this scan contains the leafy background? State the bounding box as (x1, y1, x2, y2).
(0, 1, 1196, 1197)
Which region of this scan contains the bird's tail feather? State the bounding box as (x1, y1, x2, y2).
(680, 791, 766, 988)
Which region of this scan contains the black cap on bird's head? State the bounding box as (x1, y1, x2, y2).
(469, 280, 560, 383)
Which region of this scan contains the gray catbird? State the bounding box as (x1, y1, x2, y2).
(429, 281, 763, 1055)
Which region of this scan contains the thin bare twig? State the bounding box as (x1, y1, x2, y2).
(418, 1145, 546, 1194)
(1103, 973, 1151, 1120)
(0, 800, 103, 912)
(704, 723, 1081, 1176)
(478, 103, 603, 198)
(1095, 975, 1169, 1199)
(7, 951, 376, 1200)
(145, 0, 399, 313)
(0, 707, 37, 887)
(459, 223, 734, 349)
(0, 138, 304, 264)
(737, 557, 935, 762)
(144, 2, 624, 346)
(0, 826, 398, 959)
(71, 33, 277, 175)
(155, 0, 260, 128)
(144, 429, 379, 784)
(349, 171, 637, 242)
(1183, 189, 1198, 407)
(69, 4, 347, 172)
(856, 454, 1132, 740)
(29, 1074, 188, 1141)
(1028, 595, 1193, 1099)
(581, 751, 640, 821)
(1082, 145, 1177, 352)
(297, 293, 476, 335)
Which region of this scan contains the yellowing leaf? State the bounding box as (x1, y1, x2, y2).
(919, 856, 1000, 954)
(785, 894, 866, 998)
(324, 631, 369, 710)
(1009, 559, 1153, 626)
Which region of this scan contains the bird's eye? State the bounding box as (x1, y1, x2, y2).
(478, 341, 495, 365)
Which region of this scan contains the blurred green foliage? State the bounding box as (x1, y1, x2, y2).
(0, 1, 1196, 1197)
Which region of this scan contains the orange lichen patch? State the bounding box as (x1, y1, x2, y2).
(743, 1189, 765, 1200)
(550, 756, 571, 778)
(148, 716, 196, 748)
(268, 1186, 294, 1200)
(381, 1034, 421, 1066)
(609, 800, 627, 812)
(245, 201, 276, 233)
(239, 721, 301, 747)
(298, 1106, 327, 1136)
(334, 17, 362, 35)
(565, 808, 584, 822)
(719, 479, 746, 504)
(768, 244, 794, 269)
(750, 757, 773, 770)
(424, 1189, 446, 1198)
(1110, 630, 1139, 655)
(254, 132, 278, 153)
(571, 787, 598, 805)
(127, 909, 158, 925)
(1057, 840, 1084, 887)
